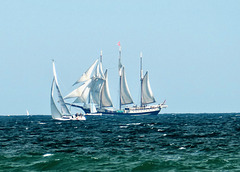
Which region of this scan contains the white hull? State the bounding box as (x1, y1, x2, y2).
(85, 113, 102, 116)
(53, 116, 86, 121)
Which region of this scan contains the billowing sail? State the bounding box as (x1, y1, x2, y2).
(64, 79, 92, 100)
(73, 59, 98, 85)
(94, 60, 105, 79)
(120, 67, 133, 105)
(50, 79, 62, 119)
(52, 61, 71, 116)
(91, 78, 104, 105)
(142, 71, 155, 105)
(73, 83, 92, 103)
(101, 70, 113, 107)
(51, 61, 71, 120)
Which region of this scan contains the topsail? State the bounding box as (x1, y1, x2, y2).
(73, 59, 98, 85)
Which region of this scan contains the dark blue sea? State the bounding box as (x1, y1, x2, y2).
(0, 113, 240, 171)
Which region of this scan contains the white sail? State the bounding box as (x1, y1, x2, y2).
(94, 60, 105, 79)
(142, 71, 155, 105)
(52, 61, 71, 116)
(64, 79, 92, 100)
(100, 70, 113, 107)
(50, 79, 63, 119)
(26, 110, 30, 116)
(90, 78, 104, 105)
(73, 59, 98, 85)
(120, 67, 133, 105)
(73, 83, 92, 103)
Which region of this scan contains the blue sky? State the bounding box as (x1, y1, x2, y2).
(0, 0, 240, 114)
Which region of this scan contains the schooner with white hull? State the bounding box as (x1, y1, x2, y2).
(64, 47, 167, 115)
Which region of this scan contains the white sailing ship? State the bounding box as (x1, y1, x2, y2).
(64, 47, 167, 115)
(50, 61, 86, 120)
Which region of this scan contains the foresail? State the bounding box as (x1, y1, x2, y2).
(73, 59, 98, 85)
(142, 71, 155, 105)
(50, 78, 63, 119)
(101, 70, 113, 107)
(120, 67, 133, 105)
(52, 61, 71, 116)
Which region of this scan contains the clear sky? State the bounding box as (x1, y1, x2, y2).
(0, 0, 240, 115)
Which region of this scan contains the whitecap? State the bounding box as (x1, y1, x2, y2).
(158, 129, 164, 132)
(179, 147, 186, 150)
(43, 153, 53, 157)
(126, 123, 141, 126)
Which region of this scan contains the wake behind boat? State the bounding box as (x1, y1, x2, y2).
(64, 45, 167, 115)
(50, 61, 86, 121)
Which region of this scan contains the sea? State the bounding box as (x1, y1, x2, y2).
(0, 113, 240, 172)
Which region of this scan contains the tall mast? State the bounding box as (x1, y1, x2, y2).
(119, 45, 122, 110)
(100, 50, 103, 109)
(140, 52, 143, 107)
(100, 50, 103, 63)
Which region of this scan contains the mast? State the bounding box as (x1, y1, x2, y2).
(118, 44, 122, 109)
(100, 50, 103, 109)
(140, 52, 143, 107)
(100, 50, 103, 63)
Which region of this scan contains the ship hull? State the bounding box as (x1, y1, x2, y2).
(66, 103, 162, 116)
(98, 106, 161, 116)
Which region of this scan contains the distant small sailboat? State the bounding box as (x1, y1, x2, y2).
(51, 60, 86, 121)
(26, 110, 30, 116)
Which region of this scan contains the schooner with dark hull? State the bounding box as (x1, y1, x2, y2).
(64, 47, 167, 115)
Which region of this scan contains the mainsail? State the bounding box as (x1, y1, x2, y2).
(51, 79, 62, 119)
(51, 61, 71, 119)
(141, 71, 155, 105)
(120, 67, 133, 105)
(100, 70, 113, 107)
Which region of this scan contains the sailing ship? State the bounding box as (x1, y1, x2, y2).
(64, 46, 167, 115)
(50, 60, 86, 120)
